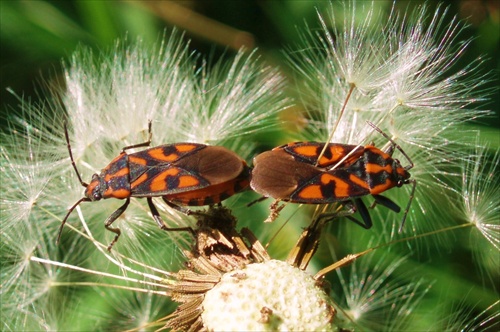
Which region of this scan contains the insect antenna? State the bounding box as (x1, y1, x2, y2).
(64, 122, 88, 187)
(399, 179, 417, 233)
(366, 121, 414, 170)
(58, 122, 91, 244)
(57, 197, 90, 244)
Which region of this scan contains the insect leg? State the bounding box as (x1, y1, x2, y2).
(148, 198, 194, 234)
(264, 199, 286, 223)
(122, 120, 153, 152)
(161, 197, 195, 215)
(349, 198, 373, 229)
(247, 196, 268, 207)
(310, 199, 372, 230)
(371, 194, 401, 213)
(288, 203, 359, 269)
(312, 203, 357, 226)
(104, 198, 130, 250)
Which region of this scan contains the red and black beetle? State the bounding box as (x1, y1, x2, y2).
(59, 122, 250, 249)
(250, 123, 416, 230)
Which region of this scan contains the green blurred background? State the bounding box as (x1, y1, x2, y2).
(1, 0, 499, 330)
(1, 0, 499, 127)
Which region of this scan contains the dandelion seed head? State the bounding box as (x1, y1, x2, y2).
(331, 250, 430, 331)
(1, 229, 38, 297)
(63, 35, 194, 168)
(318, 2, 390, 92)
(202, 259, 335, 331)
(184, 50, 289, 144)
(63, 33, 287, 153)
(436, 296, 500, 332)
(460, 145, 500, 250)
(98, 292, 171, 331)
(0, 114, 67, 230)
(289, 2, 490, 149)
(1, 216, 87, 332)
(449, 142, 500, 285)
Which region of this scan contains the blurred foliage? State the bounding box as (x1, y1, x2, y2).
(1, 0, 499, 330)
(1, 0, 498, 127)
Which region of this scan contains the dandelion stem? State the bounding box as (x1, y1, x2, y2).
(316, 83, 356, 166)
(30, 256, 174, 289)
(374, 101, 402, 130)
(372, 223, 474, 250)
(315, 223, 474, 279)
(50, 282, 171, 296)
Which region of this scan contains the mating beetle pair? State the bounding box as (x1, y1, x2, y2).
(60, 121, 415, 249)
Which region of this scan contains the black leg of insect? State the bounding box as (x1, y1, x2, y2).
(287, 201, 363, 270)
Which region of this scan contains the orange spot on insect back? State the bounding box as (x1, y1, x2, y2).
(320, 146, 345, 164)
(128, 155, 147, 165)
(371, 180, 394, 195)
(104, 167, 130, 182)
(366, 163, 392, 174)
(178, 175, 200, 188)
(131, 173, 148, 188)
(321, 173, 350, 198)
(293, 146, 319, 157)
(104, 188, 131, 199)
(148, 168, 181, 192)
(175, 144, 199, 152)
(149, 172, 170, 192)
(164, 168, 181, 176)
(349, 174, 370, 190)
(297, 185, 324, 199)
(148, 148, 179, 162)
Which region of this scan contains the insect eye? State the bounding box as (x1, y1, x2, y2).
(92, 186, 102, 200)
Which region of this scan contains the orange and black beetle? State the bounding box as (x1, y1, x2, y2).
(250, 124, 416, 230)
(59, 122, 250, 249)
